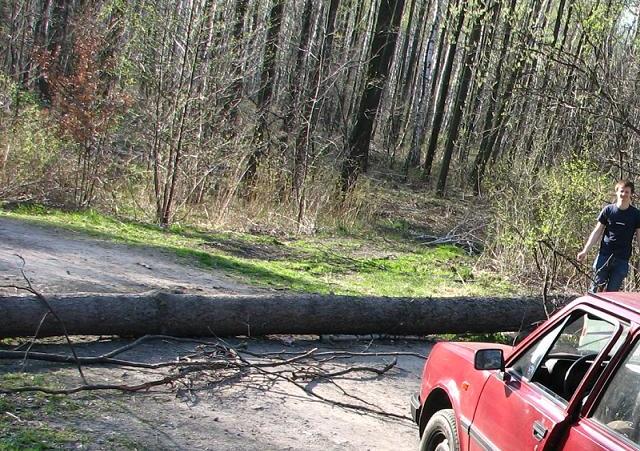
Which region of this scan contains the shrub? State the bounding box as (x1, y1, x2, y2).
(488, 157, 609, 292)
(0, 75, 66, 203)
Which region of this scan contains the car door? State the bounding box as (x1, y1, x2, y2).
(468, 310, 619, 451)
(562, 330, 640, 450)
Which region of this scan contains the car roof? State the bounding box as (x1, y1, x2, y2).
(586, 291, 640, 321)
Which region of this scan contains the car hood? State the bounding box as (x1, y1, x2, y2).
(443, 341, 514, 361)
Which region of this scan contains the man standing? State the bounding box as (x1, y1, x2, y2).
(577, 180, 640, 292)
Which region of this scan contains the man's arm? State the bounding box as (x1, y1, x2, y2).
(577, 222, 605, 262)
(635, 229, 640, 251)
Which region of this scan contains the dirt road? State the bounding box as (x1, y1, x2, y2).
(0, 216, 256, 295)
(0, 217, 428, 450)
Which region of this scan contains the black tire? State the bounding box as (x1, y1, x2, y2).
(419, 409, 460, 451)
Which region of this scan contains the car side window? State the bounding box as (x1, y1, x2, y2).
(591, 339, 640, 447)
(511, 321, 564, 380)
(509, 312, 617, 402)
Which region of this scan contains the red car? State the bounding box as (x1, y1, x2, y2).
(411, 292, 640, 450)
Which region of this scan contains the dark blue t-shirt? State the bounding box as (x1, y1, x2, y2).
(597, 204, 640, 260)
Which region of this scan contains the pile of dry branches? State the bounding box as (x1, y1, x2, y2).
(0, 334, 424, 421)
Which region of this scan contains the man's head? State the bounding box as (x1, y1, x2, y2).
(615, 179, 634, 206)
(615, 179, 635, 193)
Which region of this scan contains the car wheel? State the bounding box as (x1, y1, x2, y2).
(419, 409, 460, 451)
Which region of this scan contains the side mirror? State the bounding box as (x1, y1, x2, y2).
(474, 349, 504, 371)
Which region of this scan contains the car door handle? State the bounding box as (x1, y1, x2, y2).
(532, 421, 547, 441)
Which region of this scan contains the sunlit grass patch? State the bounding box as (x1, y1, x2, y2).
(0, 425, 82, 451)
(0, 373, 85, 450)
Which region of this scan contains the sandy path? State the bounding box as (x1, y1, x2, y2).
(0, 216, 427, 450)
(0, 216, 257, 294)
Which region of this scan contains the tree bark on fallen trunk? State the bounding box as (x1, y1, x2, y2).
(0, 291, 569, 338)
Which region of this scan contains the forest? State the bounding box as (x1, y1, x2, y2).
(5, 2, 640, 447)
(2, 0, 640, 292)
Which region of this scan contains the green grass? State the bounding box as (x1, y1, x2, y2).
(0, 204, 515, 297)
(0, 373, 47, 389)
(0, 373, 85, 450)
(0, 426, 81, 451)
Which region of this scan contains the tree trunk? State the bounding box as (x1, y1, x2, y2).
(422, 0, 465, 181)
(435, 1, 484, 196)
(340, 0, 406, 192)
(284, 0, 314, 132)
(469, 0, 518, 194)
(224, 0, 249, 120)
(0, 292, 565, 338)
(458, 0, 500, 178)
(35, 0, 70, 103)
(323, 0, 341, 58)
(395, 0, 434, 160)
(244, 0, 284, 190)
(404, 0, 444, 173)
(292, 0, 341, 224)
(384, 0, 418, 155)
(159, 0, 202, 226)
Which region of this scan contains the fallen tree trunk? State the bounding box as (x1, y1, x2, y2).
(0, 291, 569, 338)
